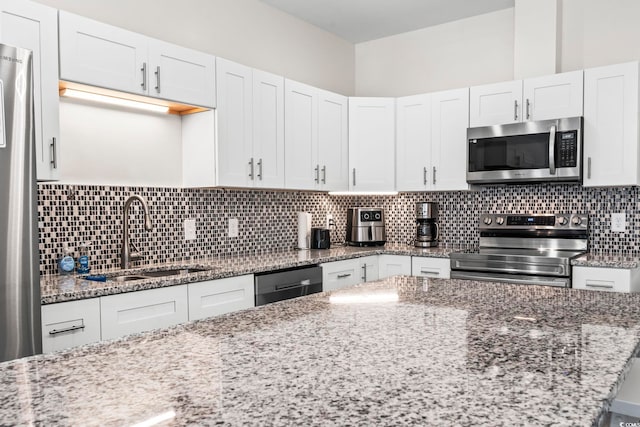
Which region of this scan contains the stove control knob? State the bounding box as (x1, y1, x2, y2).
(557, 216, 568, 226)
(483, 217, 492, 225)
(572, 216, 582, 226)
(496, 217, 505, 225)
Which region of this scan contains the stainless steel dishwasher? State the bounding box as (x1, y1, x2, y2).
(254, 265, 323, 306)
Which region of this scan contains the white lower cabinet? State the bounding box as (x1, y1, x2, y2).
(321, 258, 361, 291)
(378, 255, 412, 279)
(412, 257, 451, 279)
(188, 275, 254, 321)
(41, 298, 101, 353)
(359, 255, 379, 283)
(100, 285, 188, 340)
(573, 266, 640, 293)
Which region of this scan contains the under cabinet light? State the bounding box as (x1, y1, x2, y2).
(60, 88, 170, 114)
(328, 191, 399, 196)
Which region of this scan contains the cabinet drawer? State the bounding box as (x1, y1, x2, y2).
(573, 266, 640, 293)
(41, 298, 101, 353)
(321, 259, 361, 291)
(188, 275, 254, 321)
(412, 257, 451, 278)
(100, 285, 188, 340)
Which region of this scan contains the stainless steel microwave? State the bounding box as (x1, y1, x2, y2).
(466, 116, 583, 184)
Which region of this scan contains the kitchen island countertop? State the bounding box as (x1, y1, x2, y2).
(4, 276, 640, 426)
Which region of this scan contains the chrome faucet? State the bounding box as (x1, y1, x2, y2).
(121, 194, 153, 269)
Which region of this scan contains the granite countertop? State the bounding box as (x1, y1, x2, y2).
(4, 276, 640, 426)
(572, 253, 640, 269)
(40, 243, 457, 304)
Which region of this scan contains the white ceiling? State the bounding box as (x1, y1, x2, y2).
(260, 0, 515, 43)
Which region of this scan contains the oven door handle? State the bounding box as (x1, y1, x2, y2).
(451, 271, 569, 287)
(548, 124, 557, 175)
(275, 279, 312, 291)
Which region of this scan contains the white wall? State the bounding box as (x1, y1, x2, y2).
(355, 9, 515, 97)
(58, 99, 183, 187)
(560, 0, 640, 72)
(34, 0, 354, 95)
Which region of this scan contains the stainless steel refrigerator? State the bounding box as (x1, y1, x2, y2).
(0, 43, 41, 362)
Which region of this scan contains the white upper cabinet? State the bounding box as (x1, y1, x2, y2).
(583, 61, 640, 187)
(317, 88, 348, 191)
(469, 71, 583, 127)
(430, 88, 470, 191)
(469, 80, 522, 127)
(523, 70, 583, 121)
(147, 39, 215, 107)
(348, 97, 396, 191)
(252, 69, 285, 188)
(59, 11, 215, 107)
(284, 79, 319, 190)
(0, 0, 59, 181)
(59, 11, 147, 95)
(396, 94, 431, 191)
(216, 59, 284, 188)
(216, 58, 253, 187)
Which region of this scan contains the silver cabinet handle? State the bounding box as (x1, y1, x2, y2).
(314, 165, 320, 183)
(423, 166, 428, 185)
(548, 125, 557, 175)
(420, 269, 439, 276)
(352, 168, 356, 186)
(321, 166, 326, 184)
(587, 157, 592, 179)
(361, 264, 367, 281)
(337, 273, 351, 279)
(585, 282, 614, 289)
(154, 66, 161, 93)
(526, 99, 531, 120)
(49, 324, 85, 335)
(141, 62, 147, 91)
(248, 158, 254, 180)
(50, 137, 57, 169)
(432, 166, 437, 185)
(257, 158, 263, 180)
(514, 100, 519, 121)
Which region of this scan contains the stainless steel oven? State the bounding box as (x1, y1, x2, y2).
(467, 117, 583, 184)
(450, 213, 588, 287)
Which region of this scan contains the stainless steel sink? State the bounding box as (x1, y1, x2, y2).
(106, 267, 213, 282)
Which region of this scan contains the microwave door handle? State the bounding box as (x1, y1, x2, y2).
(548, 125, 557, 175)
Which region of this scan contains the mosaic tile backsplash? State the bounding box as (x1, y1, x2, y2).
(38, 183, 640, 276)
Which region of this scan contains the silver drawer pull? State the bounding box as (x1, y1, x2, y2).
(420, 269, 439, 276)
(585, 282, 614, 289)
(337, 273, 351, 279)
(49, 324, 85, 335)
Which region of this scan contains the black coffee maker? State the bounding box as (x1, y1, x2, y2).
(415, 202, 439, 248)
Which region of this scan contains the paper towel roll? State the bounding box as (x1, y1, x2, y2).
(297, 212, 312, 249)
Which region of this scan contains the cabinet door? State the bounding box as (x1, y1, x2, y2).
(0, 0, 59, 181)
(100, 285, 188, 340)
(317, 89, 349, 191)
(523, 70, 583, 121)
(188, 275, 254, 321)
(396, 94, 431, 191)
(359, 255, 379, 282)
(583, 62, 639, 187)
(284, 79, 318, 190)
(348, 97, 396, 191)
(182, 110, 216, 187)
(431, 88, 469, 191)
(59, 11, 148, 95)
(469, 80, 522, 127)
(41, 298, 101, 353)
(216, 58, 253, 187)
(253, 70, 285, 188)
(378, 255, 412, 279)
(321, 259, 360, 291)
(148, 39, 215, 108)
(412, 257, 451, 279)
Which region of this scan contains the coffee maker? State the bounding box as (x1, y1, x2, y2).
(415, 202, 439, 248)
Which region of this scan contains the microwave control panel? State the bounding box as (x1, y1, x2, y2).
(557, 130, 578, 168)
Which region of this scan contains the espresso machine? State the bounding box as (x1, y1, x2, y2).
(415, 202, 439, 247)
